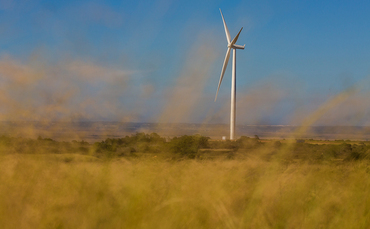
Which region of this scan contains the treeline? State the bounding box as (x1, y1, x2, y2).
(1, 133, 370, 161)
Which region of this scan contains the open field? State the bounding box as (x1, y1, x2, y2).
(1, 153, 370, 228)
(1, 134, 370, 228)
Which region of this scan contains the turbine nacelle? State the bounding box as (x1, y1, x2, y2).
(230, 44, 245, 49)
(228, 44, 245, 49)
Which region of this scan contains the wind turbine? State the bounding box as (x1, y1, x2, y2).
(215, 9, 245, 140)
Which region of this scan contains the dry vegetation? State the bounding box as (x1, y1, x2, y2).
(1, 134, 370, 228)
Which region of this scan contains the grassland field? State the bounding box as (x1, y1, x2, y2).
(1, 133, 370, 228)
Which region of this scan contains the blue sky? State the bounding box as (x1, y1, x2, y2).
(1, 0, 370, 125)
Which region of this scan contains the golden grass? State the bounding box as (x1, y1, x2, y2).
(1, 152, 370, 228)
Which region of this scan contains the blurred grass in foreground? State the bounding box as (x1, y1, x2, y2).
(0, 134, 370, 228)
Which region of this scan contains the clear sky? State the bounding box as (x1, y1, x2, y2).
(1, 0, 370, 126)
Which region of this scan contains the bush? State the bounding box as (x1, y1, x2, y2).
(169, 135, 210, 158)
(236, 136, 261, 149)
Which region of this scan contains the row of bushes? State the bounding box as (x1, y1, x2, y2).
(289, 141, 370, 161)
(2, 134, 370, 161)
(0, 134, 262, 158)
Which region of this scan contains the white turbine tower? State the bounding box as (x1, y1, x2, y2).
(215, 9, 245, 140)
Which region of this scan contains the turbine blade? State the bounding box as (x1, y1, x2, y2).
(231, 27, 243, 45)
(219, 9, 231, 44)
(215, 47, 231, 101)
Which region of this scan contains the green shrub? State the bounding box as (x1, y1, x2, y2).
(169, 135, 210, 158)
(236, 136, 261, 149)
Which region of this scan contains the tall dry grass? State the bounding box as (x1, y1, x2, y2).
(1, 151, 370, 229)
